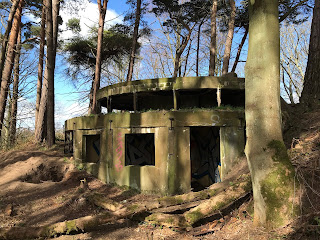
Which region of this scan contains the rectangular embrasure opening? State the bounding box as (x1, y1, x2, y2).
(125, 133, 155, 166)
(190, 127, 221, 191)
(85, 134, 100, 163)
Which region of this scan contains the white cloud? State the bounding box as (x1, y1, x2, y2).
(60, 2, 123, 40)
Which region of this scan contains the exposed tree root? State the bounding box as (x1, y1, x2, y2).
(145, 171, 252, 228)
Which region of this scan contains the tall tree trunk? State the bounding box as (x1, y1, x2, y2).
(35, 2, 46, 132)
(300, 0, 320, 109)
(35, 0, 55, 145)
(245, 0, 297, 227)
(90, 0, 108, 114)
(196, 21, 203, 77)
(8, 25, 21, 147)
(127, 0, 142, 82)
(0, 0, 19, 85)
(46, 0, 60, 147)
(222, 0, 236, 75)
(0, 0, 22, 139)
(231, 27, 248, 72)
(209, 0, 217, 76)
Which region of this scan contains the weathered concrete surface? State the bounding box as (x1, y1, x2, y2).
(220, 127, 245, 179)
(66, 109, 245, 194)
(97, 76, 245, 100)
(65, 109, 244, 131)
(66, 75, 246, 194)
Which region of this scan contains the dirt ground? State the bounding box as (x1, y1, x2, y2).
(0, 107, 319, 240)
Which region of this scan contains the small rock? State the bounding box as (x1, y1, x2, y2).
(80, 178, 88, 190)
(4, 204, 13, 216)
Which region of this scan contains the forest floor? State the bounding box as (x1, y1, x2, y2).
(0, 107, 319, 240)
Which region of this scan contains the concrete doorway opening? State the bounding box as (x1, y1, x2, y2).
(190, 127, 221, 191)
(85, 135, 100, 163)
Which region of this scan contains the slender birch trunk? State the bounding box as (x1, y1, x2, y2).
(127, 0, 142, 82)
(209, 0, 217, 76)
(222, 0, 236, 75)
(231, 27, 248, 72)
(90, 0, 108, 114)
(35, 2, 46, 131)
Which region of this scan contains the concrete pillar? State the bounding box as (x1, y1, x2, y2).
(220, 126, 245, 180)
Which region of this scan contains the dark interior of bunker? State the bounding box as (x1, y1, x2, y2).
(190, 127, 221, 191)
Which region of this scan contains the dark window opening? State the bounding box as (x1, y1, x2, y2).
(85, 135, 100, 163)
(190, 127, 221, 191)
(221, 89, 245, 107)
(180, 89, 218, 109)
(125, 133, 155, 166)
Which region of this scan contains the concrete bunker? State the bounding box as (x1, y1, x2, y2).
(65, 75, 245, 194)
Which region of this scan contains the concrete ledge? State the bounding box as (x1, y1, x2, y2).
(97, 76, 245, 101)
(65, 109, 245, 131)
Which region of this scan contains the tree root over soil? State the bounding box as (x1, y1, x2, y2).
(0, 160, 251, 239)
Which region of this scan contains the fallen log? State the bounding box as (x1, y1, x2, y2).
(151, 200, 207, 214)
(145, 171, 252, 228)
(0, 214, 117, 240)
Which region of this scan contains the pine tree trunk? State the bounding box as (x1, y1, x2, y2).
(231, 27, 248, 72)
(127, 0, 141, 82)
(0, 0, 22, 139)
(8, 24, 21, 147)
(35, 0, 54, 144)
(0, 0, 19, 85)
(209, 0, 217, 76)
(35, 2, 46, 132)
(245, 0, 297, 227)
(222, 0, 236, 75)
(46, 0, 59, 147)
(90, 0, 108, 114)
(300, 0, 320, 109)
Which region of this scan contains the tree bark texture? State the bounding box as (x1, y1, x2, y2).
(126, 0, 141, 82)
(8, 25, 21, 147)
(245, 0, 297, 228)
(0, 0, 23, 139)
(231, 27, 248, 72)
(90, 0, 108, 114)
(300, 0, 320, 108)
(0, 0, 19, 86)
(46, 0, 60, 147)
(35, 3, 46, 131)
(35, 0, 54, 144)
(222, 0, 236, 75)
(209, 0, 217, 76)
